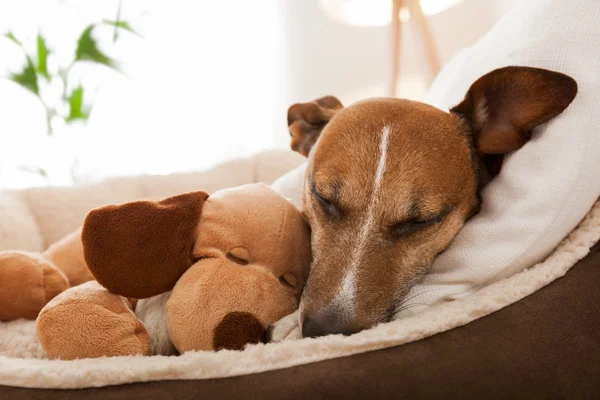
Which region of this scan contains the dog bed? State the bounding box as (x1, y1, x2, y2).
(2, 1, 600, 393)
(0, 148, 599, 392)
(2, 240, 599, 399)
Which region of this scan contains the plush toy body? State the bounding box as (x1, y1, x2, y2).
(0, 183, 311, 359)
(0, 230, 91, 321)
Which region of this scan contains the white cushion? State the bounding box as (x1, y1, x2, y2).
(398, 0, 600, 317)
(271, 162, 307, 210)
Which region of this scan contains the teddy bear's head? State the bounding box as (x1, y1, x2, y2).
(82, 183, 311, 352)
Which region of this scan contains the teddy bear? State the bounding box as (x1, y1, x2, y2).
(0, 183, 311, 359)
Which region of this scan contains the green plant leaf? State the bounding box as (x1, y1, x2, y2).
(18, 165, 48, 178)
(36, 33, 51, 81)
(104, 1, 141, 43)
(103, 19, 139, 42)
(109, 1, 122, 43)
(3, 31, 39, 93)
(9, 58, 39, 95)
(3, 31, 22, 46)
(75, 25, 118, 70)
(66, 86, 91, 123)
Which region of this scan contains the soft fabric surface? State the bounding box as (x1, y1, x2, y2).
(271, 162, 306, 211)
(3, 242, 598, 399)
(2, 0, 600, 385)
(0, 150, 304, 253)
(0, 194, 598, 388)
(396, 0, 600, 317)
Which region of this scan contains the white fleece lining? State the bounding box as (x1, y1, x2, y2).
(0, 198, 598, 389)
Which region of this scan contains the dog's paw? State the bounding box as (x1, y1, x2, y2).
(266, 310, 302, 342)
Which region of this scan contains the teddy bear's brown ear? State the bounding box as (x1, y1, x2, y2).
(81, 191, 208, 299)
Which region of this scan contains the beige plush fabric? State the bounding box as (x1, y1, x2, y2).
(36, 281, 152, 360)
(0, 150, 304, 252)
(0, 149, 598, 389)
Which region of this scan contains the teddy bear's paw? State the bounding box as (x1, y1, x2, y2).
(36, 281, 152, 359)
(0, 251, 69, 321)
(266, 310, 302, 342)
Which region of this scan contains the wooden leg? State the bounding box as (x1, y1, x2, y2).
(406, 0, 441, 80)
(391, 0, 403, 97)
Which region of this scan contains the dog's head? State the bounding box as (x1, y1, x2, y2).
(288, 67, 577, 337)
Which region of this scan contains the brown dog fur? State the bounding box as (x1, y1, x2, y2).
(289, 66, 577, 336)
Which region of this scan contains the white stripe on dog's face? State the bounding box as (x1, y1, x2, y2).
(330, 125, 391, 315)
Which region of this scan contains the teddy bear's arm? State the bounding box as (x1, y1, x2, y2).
(0, 229, 93, 321)
(0, 251, 69, 320)
(36, 281, 151, 359)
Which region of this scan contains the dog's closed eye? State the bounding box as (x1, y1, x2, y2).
(389, 215, 444, 239)
(311, 181, 342, 218)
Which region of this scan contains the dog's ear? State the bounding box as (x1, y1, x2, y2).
(81, 191, 208, 299)
(451, 66, 577, 177)
(287, 95, 343, 157)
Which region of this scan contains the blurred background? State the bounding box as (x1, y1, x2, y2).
(0, 0, 519, 188)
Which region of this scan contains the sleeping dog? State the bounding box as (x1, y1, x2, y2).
(275, 66, 577, 338)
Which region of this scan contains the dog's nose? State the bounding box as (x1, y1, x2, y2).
(302, 311, 360, 338)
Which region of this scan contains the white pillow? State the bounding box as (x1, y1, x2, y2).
(271, 162, 307, 211)
(273, 0, 600, 320)
(398, 0, 600, 317)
